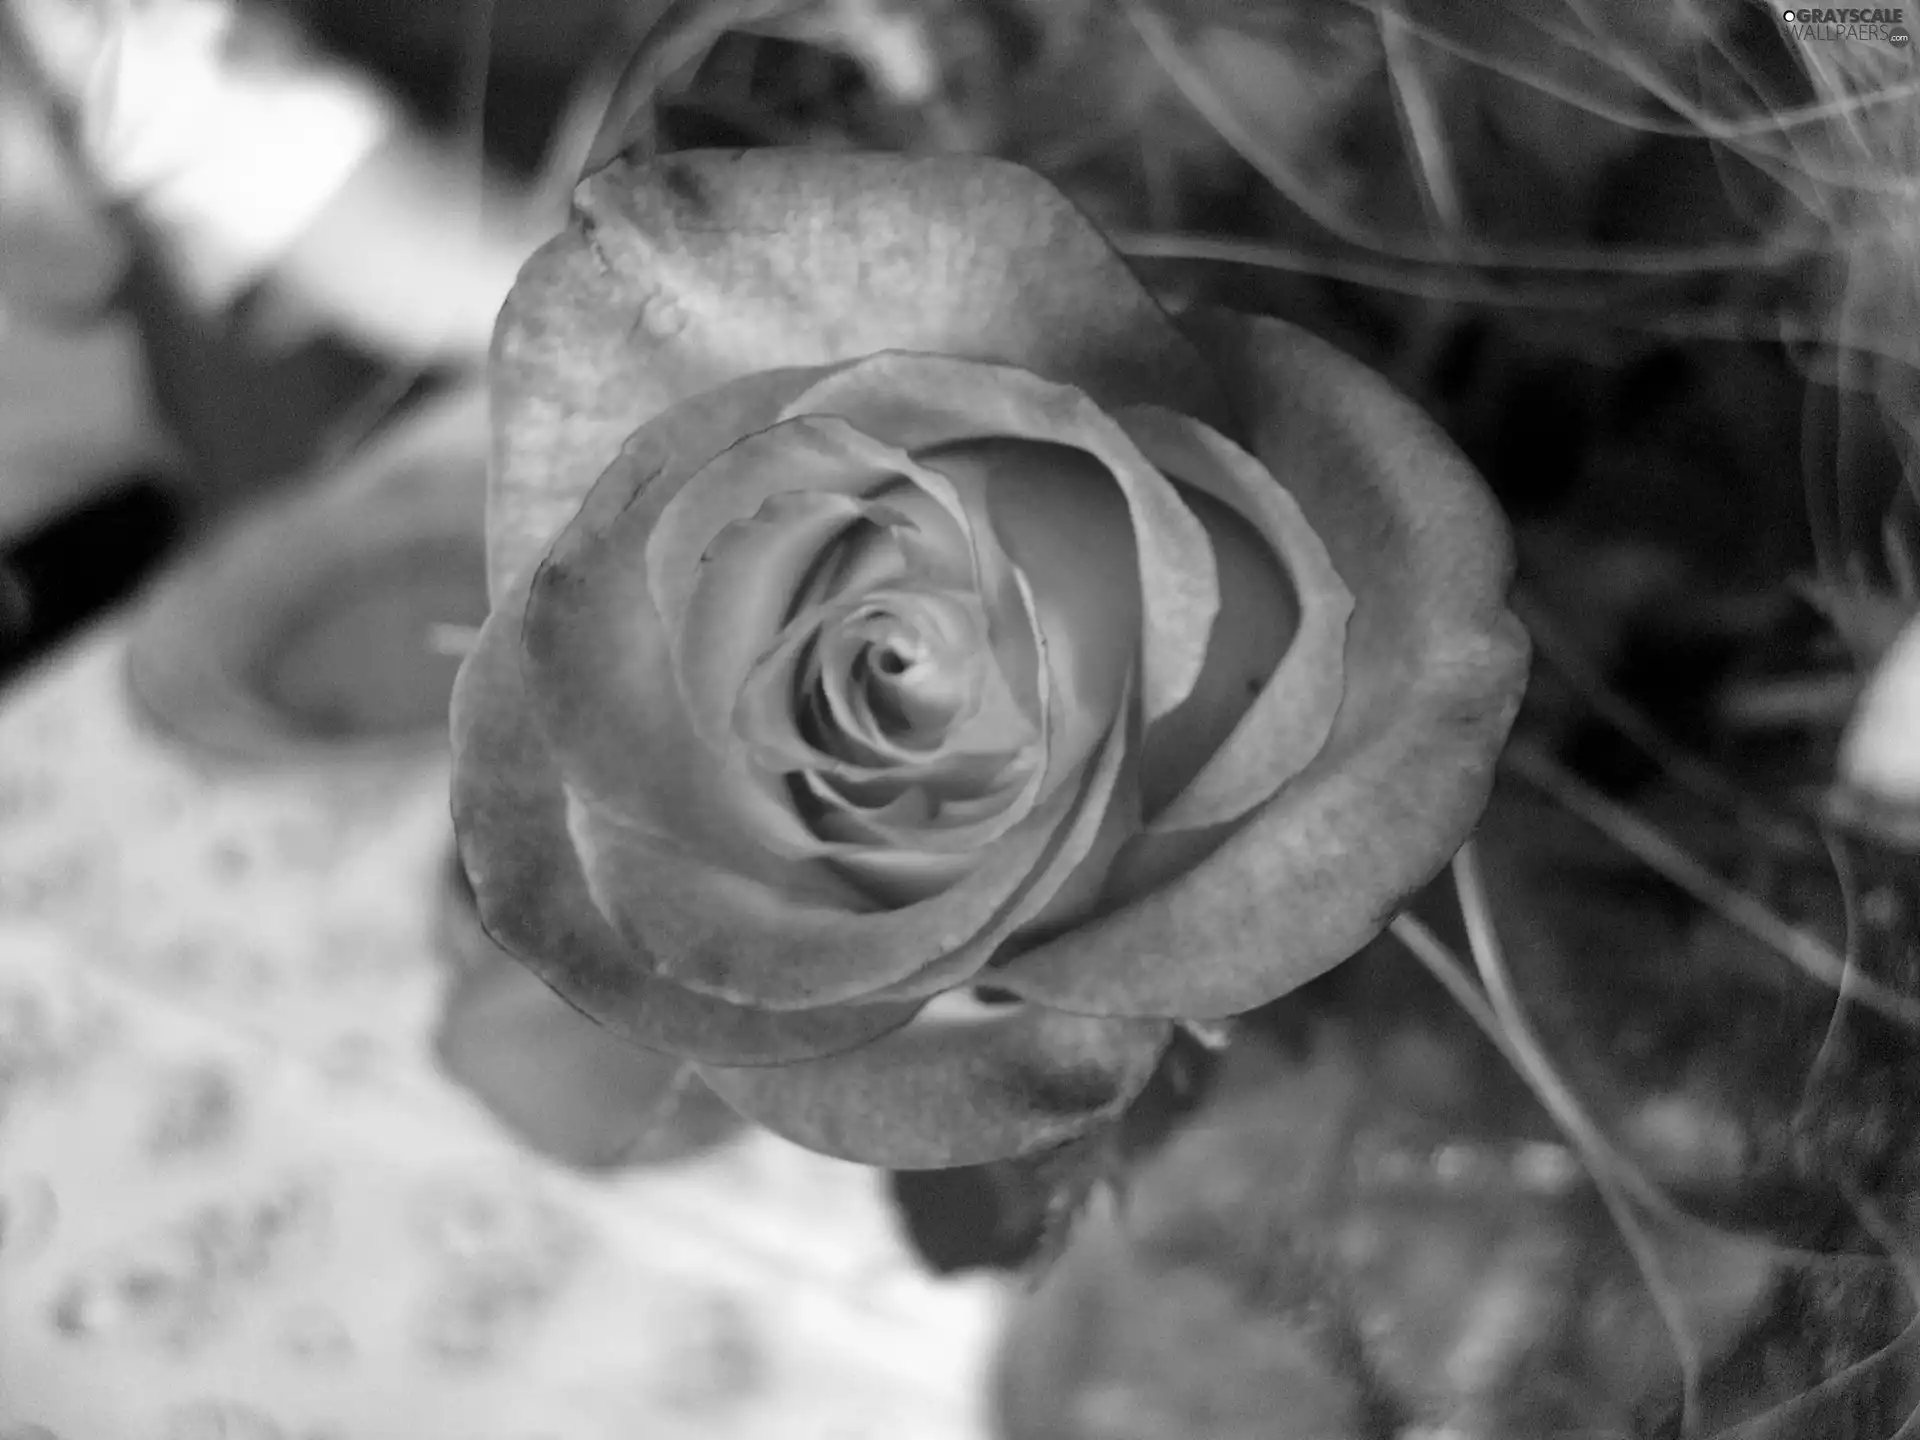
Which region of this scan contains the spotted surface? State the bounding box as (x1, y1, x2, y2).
(0, 633, 1003, 1440)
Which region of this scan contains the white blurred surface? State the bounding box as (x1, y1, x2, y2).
(0, 633, 1003, 1439)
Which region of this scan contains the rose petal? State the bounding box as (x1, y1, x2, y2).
(434, 951, 733, 1169)
(997, 674, 1147, 941)
(564, 673, 1136, 1022)
(489, 150, 1230, 595)
(804, 766, 1037, 858)
(526, 392, 1049, 879)
(859, 668, 1142, 1006)
(647, 416, 992, 747)
(930, 439, 1140, 784)
(795, 845, 981, 910)
(448, 576, 924, 1066)
(695, 999, 1172, 1168)
(779, 354, 1221, 724)
(523, 371, 858, 874)
(675, 488, 888, 749)
(830, 592, 984, 747)
(564, 753, 1085, 1010)
(1116, 406, 1353, 831)
(729, 591, 1046, 864)
(733, 596, 1039, 798)
(1133, 487, 1297, 818)
(541, 446, 1064, 977)
(649, 417, 974, 626)
(993, 311, 1528, 1018)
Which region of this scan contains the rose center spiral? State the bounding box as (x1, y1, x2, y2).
(810, 588, 987, 759)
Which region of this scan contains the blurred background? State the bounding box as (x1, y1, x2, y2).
(3, 1, 1920, 1437)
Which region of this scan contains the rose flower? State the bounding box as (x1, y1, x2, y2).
(450, 149, 1528, 1169)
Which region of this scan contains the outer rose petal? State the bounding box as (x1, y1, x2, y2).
(994, 311, 1529, 1018)
(449, 571, 927, 1066)
(488, 150, 1230, 597)
(695, 1000, 1172, 1169)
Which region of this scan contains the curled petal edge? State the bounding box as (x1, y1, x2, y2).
(1116, 405, 1353, 834)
